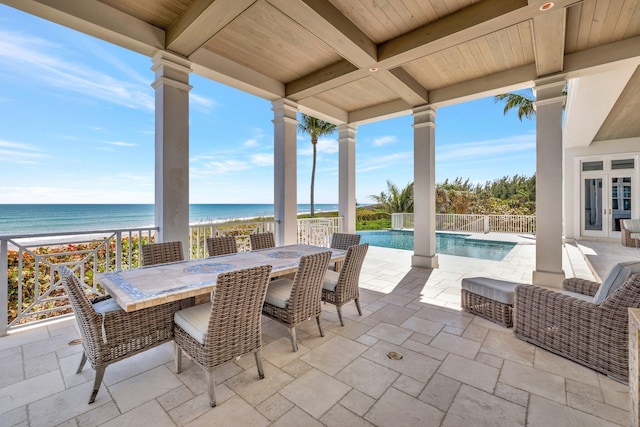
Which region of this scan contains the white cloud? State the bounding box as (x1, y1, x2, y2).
(0, 30, 154, 111)
(191, 159, 251, 175)
(436, 134, 535, 162)
(251, 153, 273, 166)
(104, 141, 137, 147)
(0, 139, 46, 163)
(244, 138, 259, 147)
(357, 151, 412, 173)
(190, 93, 216, 112)
(372, 135, 397, 147)
(299, 139, 338, 156)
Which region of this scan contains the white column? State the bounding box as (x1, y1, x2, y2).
(532, 77, 566, 288)
(412, 105, 438, 269)
(339, 124, 357, 234)
(272, 99, 298, 246)
(151, 52, 192, 254)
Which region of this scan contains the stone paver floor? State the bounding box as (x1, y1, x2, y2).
(1, 240, 638, 426)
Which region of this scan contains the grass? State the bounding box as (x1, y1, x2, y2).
(286, 206, 392, 231)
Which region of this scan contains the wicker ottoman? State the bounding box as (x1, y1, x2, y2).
(461, 277, 520, 328)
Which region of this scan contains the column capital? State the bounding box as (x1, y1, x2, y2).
(272, 99, 298, 124)
(534, 76, 566, 99)
(412, 104, 436, 129)
(338, 124, 357, 142)
(151, 51, 192, 73)
(151, 51, 192, 90)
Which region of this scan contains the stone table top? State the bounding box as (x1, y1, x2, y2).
(97, 244, 345, 312)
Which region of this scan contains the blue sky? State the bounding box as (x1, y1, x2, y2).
(0, 5, 536, 205)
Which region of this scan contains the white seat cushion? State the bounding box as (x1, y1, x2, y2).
(460, 277, 520, 305)
(93, 297, 123, 314)
(624, 219, 640, 233)
(593, 261, 640, 304)
(264, 278, 293, 309)
(174, 303, 212, 344)
(323, 269, 340, 292)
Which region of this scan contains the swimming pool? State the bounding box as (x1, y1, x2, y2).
(356, 230, 516, 261)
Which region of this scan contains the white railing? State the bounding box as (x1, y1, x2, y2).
(3, 218, 344, 335)
(437, 214, 487, 233)
(189, 220, 278, 258)
(297, 217, 343, 247)
(487, 215, 536, 234)
(391, 213, 536, 234)
(1, 227, 157, 336)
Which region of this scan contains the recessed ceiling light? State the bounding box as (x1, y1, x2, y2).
(369, 67, 378, 72)
(540, 2, 555, 11)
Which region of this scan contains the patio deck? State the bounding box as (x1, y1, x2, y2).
(1, 240, 638, 426)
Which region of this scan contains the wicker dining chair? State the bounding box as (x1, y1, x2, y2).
(330, 233, 361, 250)
(250, 232, 275, 250)
(173, 265, 272, 407)
(514, 264, 640, 382)
(206, 236, 238, 257)
(262, 251, 332, 352)
(58, 265, 181, 404)
(142, 241, 184, 266)
(329, 232, 361, 270)
(322, 243, 369, 326)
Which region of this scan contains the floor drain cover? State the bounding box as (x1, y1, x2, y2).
(387, 351, 403, 360)
(68, 338, 82, 346)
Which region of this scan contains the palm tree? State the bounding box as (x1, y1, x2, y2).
(370, 180, 414, 213)
(495, 87, 567, 121)
(494, 90, 535, 121)
(298, 114, 336, 217)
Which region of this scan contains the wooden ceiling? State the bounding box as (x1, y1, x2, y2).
(4, 0, 640, 140)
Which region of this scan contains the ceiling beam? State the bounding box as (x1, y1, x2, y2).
(285, 60, 361, 99)
(285, 0, 580, 99)
(562, 35, 640, 78)
(298, 98, 349, 125)
(268, 0, 377, 68)
(357, 34, 640, 119)
(379, 0, 527, 64)
(349, 99, 412, 125)
(0, 0, 164, 56)
(190, 49, 284, 100)
(375, 68, 429, 106)
(167, 0, 256, 56)
(531, 8, 566, 76)
(430, 64, 538, 107)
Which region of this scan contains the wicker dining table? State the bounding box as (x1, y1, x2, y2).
(97, 244, 346, 312)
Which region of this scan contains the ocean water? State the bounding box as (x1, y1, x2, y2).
(0, 204, 339, 235)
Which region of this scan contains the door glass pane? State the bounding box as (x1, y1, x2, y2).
(611, 177, 632, 232)
(584, 178, 602, 231)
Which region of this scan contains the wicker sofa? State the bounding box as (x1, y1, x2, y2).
(514, 261, 640, 382)
(622, 219, 640, 247)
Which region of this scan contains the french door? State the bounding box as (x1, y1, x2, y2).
(582, 174, 632, 238)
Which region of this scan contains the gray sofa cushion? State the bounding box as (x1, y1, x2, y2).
(560, 290, 594, 303)
(461, 277, 521, 305)
(593, 261, 640, 304)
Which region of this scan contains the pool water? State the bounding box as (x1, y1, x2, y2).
(357, 230, 516, 261)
